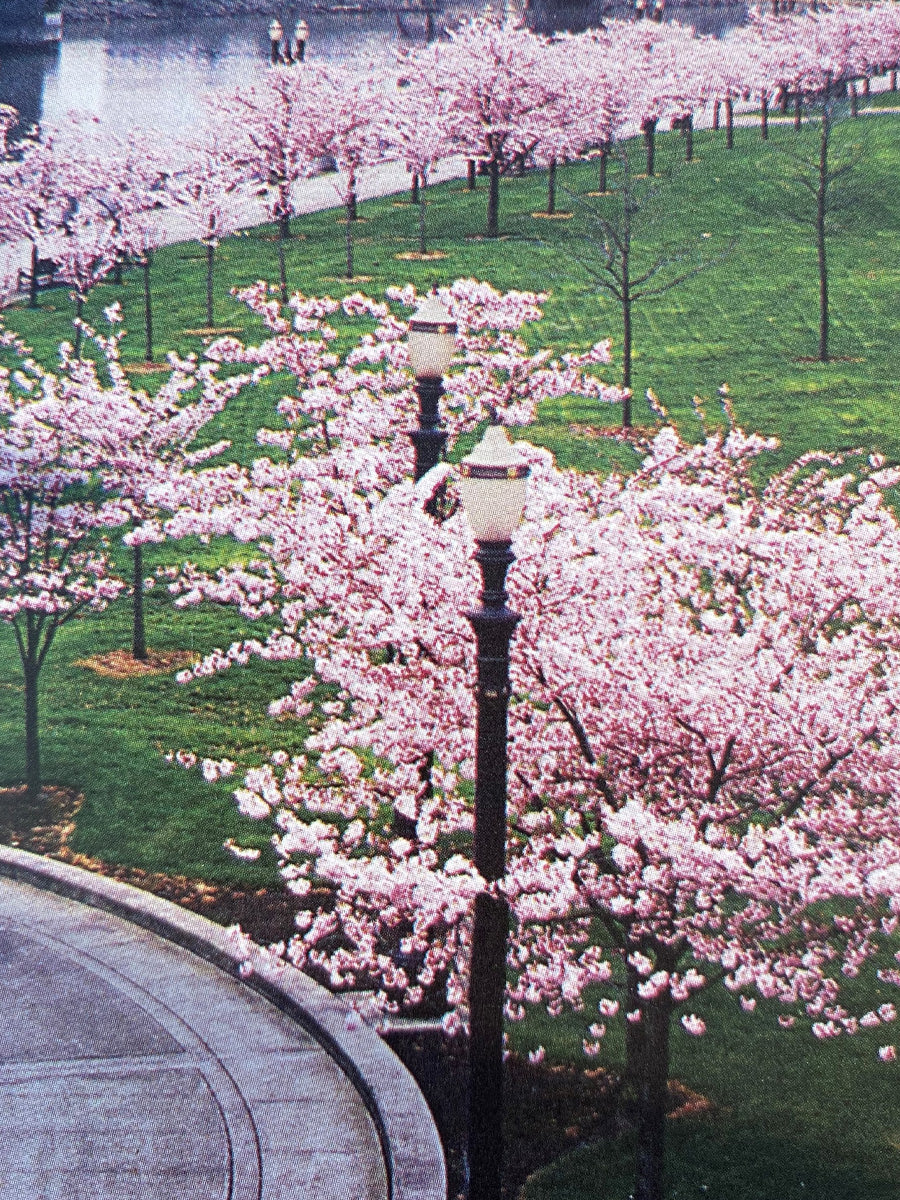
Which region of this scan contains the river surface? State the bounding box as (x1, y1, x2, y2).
(0, 9, 452, 138)
(0, 2, 748, 143)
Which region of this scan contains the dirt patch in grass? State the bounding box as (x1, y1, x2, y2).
(394, 251, 448, 261)
(531, 211, 574, 219)
(73, 649, 198, 679)
(183, 326, 245, 337)
(0, 785, 84, 856)
(121, 361, 173, 375)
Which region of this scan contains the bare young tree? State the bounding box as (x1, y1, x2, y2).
(561, 143, 733, 426)
(769, 91, 864, 363)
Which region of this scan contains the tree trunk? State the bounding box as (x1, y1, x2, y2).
(779, 86, 789, 113)
(547, 158, 557, 214)
(761, 91, 769, 139)
(278, 226, 287, 305)
(891, 70, 897, 92)
(598, 144, 609, 193)
(712, 99, 720, 130)
(724, 97, 734, 148)
(418, 177, 427, 256)
(633, 995, 673, 1200)
(684, 115, 693, 161)
(23, 656, 40, 801)
(28, 242, 39, 309)
(411, 172, 420, 205)
(113, 256, 123, 286)
(143, 255, 153, 363)
(817, 110, 829, 363)
(467, 159, 477, 190)
(622, 243, 633, 427)
(132, 541, 147, 661)
(73, 294, 84, 360)
(206, 241, 215, 327)
(346, 197, 355, 278)
(794, 93, 803, 128)
(862, 76, 870, 96)
(486, 157, 500, 237)
(849, 81, 858, 117)
(642, 119, 657, 176)
(347, 185, 358, 221)
(279, 211, 291, 241)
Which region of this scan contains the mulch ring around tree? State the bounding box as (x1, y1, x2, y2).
(73, 649, 198, 678)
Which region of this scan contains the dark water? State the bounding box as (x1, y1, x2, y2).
(0, 1, 748, 142)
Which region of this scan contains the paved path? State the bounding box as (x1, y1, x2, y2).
(0, 853, 444, 1200)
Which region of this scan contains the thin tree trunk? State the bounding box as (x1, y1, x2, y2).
(633, 995, 673, 1200)
(712, 99, 720, 130)
(487, 157, 500, 237)
(28, 242, 39, 309)
(547, 157, 557, 214)
(206, 241, 214, 326)
(761, 91, 769, 139)
(891, 70, 897, 92)
(278, 227, 287, 305)
(817, 109, 829, 363)
(725, 97, 734, 148)
(113, 256, 123, 285)
(862, 76, 870, 96)
(23, 655, 40, 801)
(418, 177, 427, 255)
(642, 119, 657, 176)
(132, 542, 147, 661)
(794, 93, 803, 128)
(411, 172, 420, 204)
(143, 255, 153, 363)
(467, 159, 477, 190)
(279, 211, 291, 240)
(779, 86, 789, 112)
(73, 294, 84, 360)
(849, 81, 858, 117)
(684, 114, 693, 161)
(346, 197, 355, 278)
(598, 144, 609, 193)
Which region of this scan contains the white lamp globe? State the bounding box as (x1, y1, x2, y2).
(408, 294, 457, 380)
(458, 424, 530, 543)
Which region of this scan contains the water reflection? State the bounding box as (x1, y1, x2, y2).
(0, 3, 748, 143)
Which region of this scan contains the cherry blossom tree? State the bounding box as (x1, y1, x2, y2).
(210, 69, 315, 304)
(388, 65, 454, 256)
(177, 373, 900, 1200)
(48, 206, 117, 359)
(0, 124, 75, 309)
(0, 325, 127, 798)
(427, 17, 560, 237)
(173, 131, 249, 327)
(300, 64, 391, 280)
(55, 306, 257, 661)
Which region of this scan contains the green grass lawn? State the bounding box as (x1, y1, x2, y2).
(2, 109, 900, 1200)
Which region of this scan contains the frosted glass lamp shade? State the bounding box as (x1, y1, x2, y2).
(408, 294, 457, 379)
(458, 425, 530, 542)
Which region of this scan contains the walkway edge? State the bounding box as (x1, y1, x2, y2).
(0, 844, 447, 1200)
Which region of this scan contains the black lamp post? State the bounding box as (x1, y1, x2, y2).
(408, 293, 456, 482)
(268, 17, 284, 64)
(458, 425, 530, 1200)
(295, 18, 309, 61)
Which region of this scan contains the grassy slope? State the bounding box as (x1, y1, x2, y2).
(2, 110, 900, 1198)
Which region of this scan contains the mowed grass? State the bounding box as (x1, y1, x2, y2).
(2, 109, 900, 1200)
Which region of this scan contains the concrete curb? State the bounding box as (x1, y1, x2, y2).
(0, 844, 447, 1200)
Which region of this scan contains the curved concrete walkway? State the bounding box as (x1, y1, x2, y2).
(0, 847, 445, 1200)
